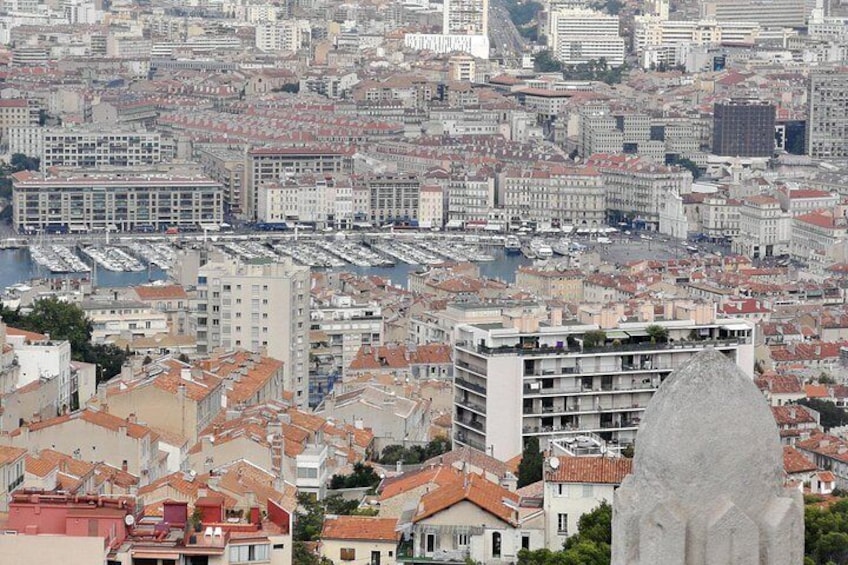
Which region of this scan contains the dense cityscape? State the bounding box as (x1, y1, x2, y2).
(0, 0, 844, 561)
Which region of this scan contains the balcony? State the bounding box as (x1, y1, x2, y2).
(468, 338, 748, 358)
(455, 377, 486, 395)
(523, 403, 647, 416)
(454, 432, 486, 452)
(456, 397, 486, 414)
(523, 381, 659, 396)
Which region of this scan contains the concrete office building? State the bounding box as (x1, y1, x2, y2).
(548, 8, 625, 66)
(807, 69, 848, 159)
(702, 0, 806, 28)
(194, 259, 311, 407)
(453, 305, 754, 460)
(712, 99, 776, 157)
(11, 170, 223, 234)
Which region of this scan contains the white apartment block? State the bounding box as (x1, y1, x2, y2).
(446, 174, 494, 224)
(80, 300, 170, 344)
(5, 332, 72, 411)
(443, 0, 488, 35)
(634, 16, 760, 55)
(361, 174, 421, 226)
(194, 259, 311, 407)
(502, 166, 606, 227)
(453, 305, 755, 461)
(11, 171, 223, 234)
(255, 20, 309, 52)
(403, 34, 490, 59)
(586, 154, 692, 230)
(256, 175, 353, 228)
(419, 185, 445, 229)
(310, 294, 383, 378)
(732, 195, 791, 259)
(807, 70, 848, 159)
(548, 8, 625, 66)
(703, 0, 805, 29)
(8, 128, 162, 170)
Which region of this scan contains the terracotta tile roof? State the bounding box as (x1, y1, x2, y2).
(783, 446, 817, 474)
(414, 473, 519, 525)
(133, 285, 188, 301)
(6, 327, 48, 341)
(755, 374, 803, 395)
(107, 359, 223, 402)
(545, 456, 632, 484)
(321, 515, 399, 542)
(215, 460, 297, 511)
(818, 471, 836, 482)
(772, 405, 817, 426)
(805, 384, 829, 398)
(199, 351, 284, 406)
(0, 445, 26, 466)
(422, 446, 512, 480)
(18, 410, 156, 440)
(379, 465, 462, 500)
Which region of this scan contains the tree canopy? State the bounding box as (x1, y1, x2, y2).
(1, 298, 130, 384)
(799, 398, 848, 430)
(518, 436, 544, 487)
(329, 462, 382, 490)
(378, 437, 451, 465)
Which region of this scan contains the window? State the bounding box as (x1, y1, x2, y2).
(297, 467, 318, 479)
(582, 484, 594, 497)
(558, 514, 569, 535)
(492, 532, 501, 558)
(456, 533, 470, 548)
(229, 544, 270, 563)
(522, 534, 531, 550)
(426, 534, 436, 554)
(340, 548, 355, 561)
(556, 483, 568, 497)
(370, 550, 381, 565)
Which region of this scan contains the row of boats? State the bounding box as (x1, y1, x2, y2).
(127, 242, 175, 271)
(80, 246, 145, 272)
(508, 236, 590, 261)
(30, 245, 92, 274)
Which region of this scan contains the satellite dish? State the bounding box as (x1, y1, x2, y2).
(124, 514, 135, 527)
(549, 456, 560, 469)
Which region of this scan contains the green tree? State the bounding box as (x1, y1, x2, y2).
(378, 437, 451, 465)
(9, 153, 39, 172)
(666, 155, 702, 179)
(582, 330, 607, 349)
(534, 50, 563, 73)
(329, 462, 381, 490)
(293, 541, 333, 565)
(798, 398, 848, 430)
(517, 502, 612, 564)
(517, 436, 543, 487)
(645, 324, 669, 343)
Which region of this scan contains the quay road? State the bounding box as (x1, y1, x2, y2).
(489, 1, 530, 66)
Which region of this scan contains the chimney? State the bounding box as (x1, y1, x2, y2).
(789, 407, 796, 420)
(181, 368, 192, 382)
(127, 413, 137, 424)
(122, 459, 128, 472)
(249, 506, 261, 525)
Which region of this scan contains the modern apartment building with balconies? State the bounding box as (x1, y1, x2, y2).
(452, 303, 754, 461)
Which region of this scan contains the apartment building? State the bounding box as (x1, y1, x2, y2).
(194, 258, 310, 407)
(452, 305, 754, 460)
(360, 174, 421, 226)
(733, 195, 791, 258)
(81, 300, 169, 344)
(255, 20, 309, 52)
(446, 174, 494, 224)
(246, 147, 354, 219)
(501, 165, 606, 227)
(8, 128, 162, 170)
(585, 154, 692, 231)
(257, 174, 354, 229)
(100, 358, 225, 445)
(6, 410, 166, 483)
(0, 98, 39, 144)
(807, 70, 848, 159)
(703, 0, 805, 28)
(5, 327, 74, 411)
(11, 170, 223, 234)
(790, 210, 848, 272)
(443, 0, 488, 35)
(309, 294, 382, 405)
(196, 147, 246, 215)
(0, 446, 25, 512)
(633, 17, 760, 56)
(548, 7, 625, 66)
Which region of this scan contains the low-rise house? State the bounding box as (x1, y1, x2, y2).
(772, 405, 820, 445)
(783, 445, 817, 484)
(4, 409, 166, 485)
(80, 300, 169, 344)
(797, 432, 848, 489)
(397, 473, 545, 564)
(542, 455, 632, 547)
(346, 343, 452, 380)
(131, 284, 190, 335)
(756, 373, 805, 406)
(320, 515, 399, 565)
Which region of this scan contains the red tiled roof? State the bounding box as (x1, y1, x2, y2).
(545, 456, 632, 484)
(414, 473, 519, 525)
(783, 446, 816, 475)
(321, 515, 398, 542)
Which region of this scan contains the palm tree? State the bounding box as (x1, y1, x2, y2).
(646, 324, 669, 344)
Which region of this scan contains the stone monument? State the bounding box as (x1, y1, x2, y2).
(612, 349, 804, 565)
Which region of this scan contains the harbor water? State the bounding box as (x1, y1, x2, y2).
(0, 246, 531, 291)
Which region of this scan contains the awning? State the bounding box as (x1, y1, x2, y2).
(605, 330, 629, 339)
(720, 323, 750, 331)
(625, 330, 650, 338)
(132, 552, 180, 560)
